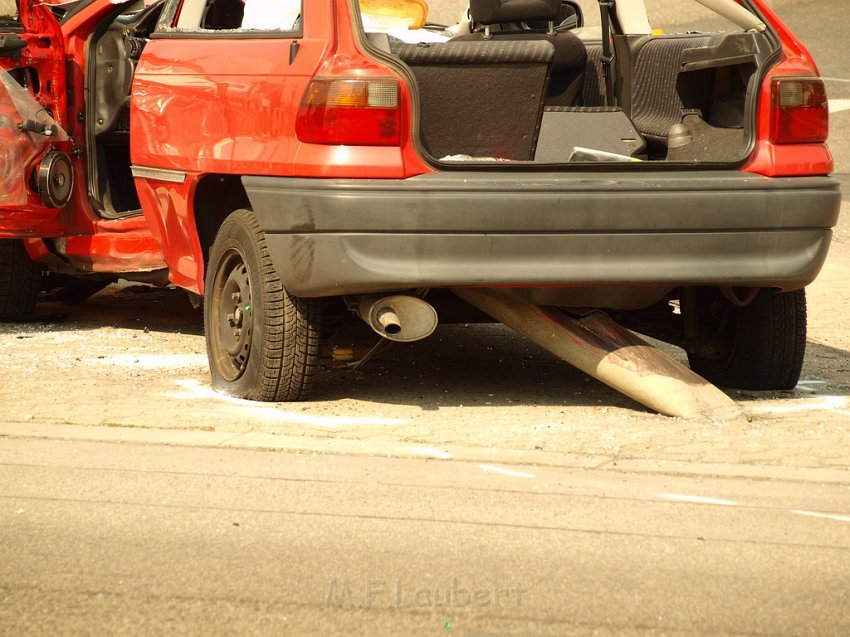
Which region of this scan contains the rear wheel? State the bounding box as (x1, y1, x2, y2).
(0, 240, 41, 321)
(204, 209, 323, 401)
(685, 287, 806, 390)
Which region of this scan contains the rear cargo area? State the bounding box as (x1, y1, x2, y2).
(364, 6, 774, 165)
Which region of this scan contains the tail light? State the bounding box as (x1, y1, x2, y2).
(295, 78, 401, 146)
(770, 78, 828, 144)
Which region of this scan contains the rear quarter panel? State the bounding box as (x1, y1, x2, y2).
(130, 0, 333, 291)
(743, 0, 833, 177)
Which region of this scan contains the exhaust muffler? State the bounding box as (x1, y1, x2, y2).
(356, 294, 438, 342)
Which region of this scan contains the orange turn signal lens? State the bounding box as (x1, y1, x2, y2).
(296, 79, 401, 146)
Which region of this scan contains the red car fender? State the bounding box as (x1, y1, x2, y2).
(135, 174, 204, 293)
(129, 0, 433, 293)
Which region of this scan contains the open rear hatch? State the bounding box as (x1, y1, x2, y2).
(358, 0, 780, 168)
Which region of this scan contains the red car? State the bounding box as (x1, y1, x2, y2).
(0, 0, 840, 401)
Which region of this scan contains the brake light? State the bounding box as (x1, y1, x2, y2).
(770, 78, 828, 144)
(295, 79, 401, 146)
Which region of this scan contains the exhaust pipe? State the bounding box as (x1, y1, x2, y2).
(453, 287, 743, 422)
(357, 294, 438, 342)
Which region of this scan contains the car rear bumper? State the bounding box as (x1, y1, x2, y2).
(242, 171, 841, 297)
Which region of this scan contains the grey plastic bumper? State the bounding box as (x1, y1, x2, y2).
(242, 171, 841, 297)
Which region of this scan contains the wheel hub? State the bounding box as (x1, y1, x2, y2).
(216, 258, 253, 373)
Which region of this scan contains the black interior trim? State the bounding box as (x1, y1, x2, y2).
(85, 0, 164, 219)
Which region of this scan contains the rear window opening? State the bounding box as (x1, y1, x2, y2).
(359, 0, 778, 166)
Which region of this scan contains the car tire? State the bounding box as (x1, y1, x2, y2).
(204, 209, 323, 401)
(0, 240, 42, 321)
(686, 288, 806, 390)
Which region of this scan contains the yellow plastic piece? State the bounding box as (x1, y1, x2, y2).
(360, 0, 429, 29)
(331, 346, 373, 362)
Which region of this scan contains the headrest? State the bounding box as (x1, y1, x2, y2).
(468, 0, 561, 25)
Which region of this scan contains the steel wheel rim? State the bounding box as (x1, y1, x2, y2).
(210, 248, 254, 382)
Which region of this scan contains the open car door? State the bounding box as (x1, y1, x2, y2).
(0, 0, 70, 238)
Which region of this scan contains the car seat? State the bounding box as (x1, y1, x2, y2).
(451, 0, 587, 106)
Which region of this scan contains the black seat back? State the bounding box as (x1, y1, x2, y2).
(394, 40, 554, 160)
(581, 43, 606, 106)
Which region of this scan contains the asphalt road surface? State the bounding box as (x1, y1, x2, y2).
(2, 437, 849, 636)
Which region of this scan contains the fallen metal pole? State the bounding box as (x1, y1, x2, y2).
(453, 288, 743, 422)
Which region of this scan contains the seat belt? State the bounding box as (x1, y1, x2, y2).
(598, 0, 617, 107)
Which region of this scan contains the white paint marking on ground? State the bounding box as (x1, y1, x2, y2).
(479, 464, 536, 479)
(408, 447, 453, 459)
(828, 99, 850, 114)
(822, 77, 850, 83)
(795, 380, 825, 393)
(792, 510, 850, 524)
(662, 493, 737, 506)
(168, 379, 408, 428)
(749, 395, 848, 415)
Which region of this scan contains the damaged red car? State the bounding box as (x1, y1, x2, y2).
(0, 0, 841, 401)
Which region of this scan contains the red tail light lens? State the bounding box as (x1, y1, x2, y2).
(770, 78, 828, 144)
(295, 79, 401, 146)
